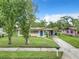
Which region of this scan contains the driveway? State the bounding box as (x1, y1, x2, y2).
(53, 36, 79, 59)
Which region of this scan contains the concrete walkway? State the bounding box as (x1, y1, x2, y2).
(53, 36, 79, 59)
(0, 48, 59, 51)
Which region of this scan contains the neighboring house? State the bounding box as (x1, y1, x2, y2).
(17, 27, 54, 37)
(62, 27, 79, 36)
(0, 28, 6, 37)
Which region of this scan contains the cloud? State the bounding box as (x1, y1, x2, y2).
(43, 13, 79, 23)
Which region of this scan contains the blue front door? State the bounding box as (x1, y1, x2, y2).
(40, 30, 43, 36)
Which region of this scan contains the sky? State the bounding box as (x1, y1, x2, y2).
(33, 0, 79, 22)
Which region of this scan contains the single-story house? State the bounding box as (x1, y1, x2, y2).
(17, 27, 54, 37)
(62, 27, 79, 36)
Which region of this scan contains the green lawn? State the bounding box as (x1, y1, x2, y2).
(0, 51, 63, 59)
(58, 34, 79, 48)
(0, 36, 58, 48)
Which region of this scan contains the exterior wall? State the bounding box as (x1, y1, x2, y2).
(0, 28, 3, 36)
(40, 30, 46, 37)
(17, 30, 22, 36)
(30, 30, 46, 37)
(30, 31, 39, 37)
(63, 29, 77, 36)
(43, 31, 46, 37)
(0, 28, 3, 32)
(18, 29, 53, 37)
(0, 28, 6, 36)
(30, 30, 53, 37)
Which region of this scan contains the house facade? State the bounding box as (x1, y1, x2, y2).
(62, 27, 79, 36)
(18, 27, 54, 37)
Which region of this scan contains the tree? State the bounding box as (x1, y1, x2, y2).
(61, 16, 71, 28)
(47, 22, 58, 31)
(56, 16, 71, 30)
(71, 18, 79, 31)
(0, 0, 17, 44)
(0, 18, 4, 28)
(47, 22, 56, 28)
(15, 0, 35, 44)
(31, 20, 47, 27)
(39, 20, 47, 27)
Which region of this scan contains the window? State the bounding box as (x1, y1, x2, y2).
(71, 30, 73, 33)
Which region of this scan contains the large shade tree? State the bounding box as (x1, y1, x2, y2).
(0, 17, 4, 28)
(31, 20, 47, 27)
(38, 20, 47, 27)
(15, 0, 35, 44)
(71, 18, 79, 31)
(56, 16, 71, 30)
(0, 0, 17, 44)
(47, 22, 58, 31)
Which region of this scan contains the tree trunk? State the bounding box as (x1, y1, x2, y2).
(8, 37, 11, 45)
(25, 37, 29, 45)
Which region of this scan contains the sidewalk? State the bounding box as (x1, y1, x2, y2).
(0, 48, 59, 51)
(53, 36, 79, 59)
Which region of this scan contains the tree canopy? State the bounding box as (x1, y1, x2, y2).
(0, 0, 35, 45)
